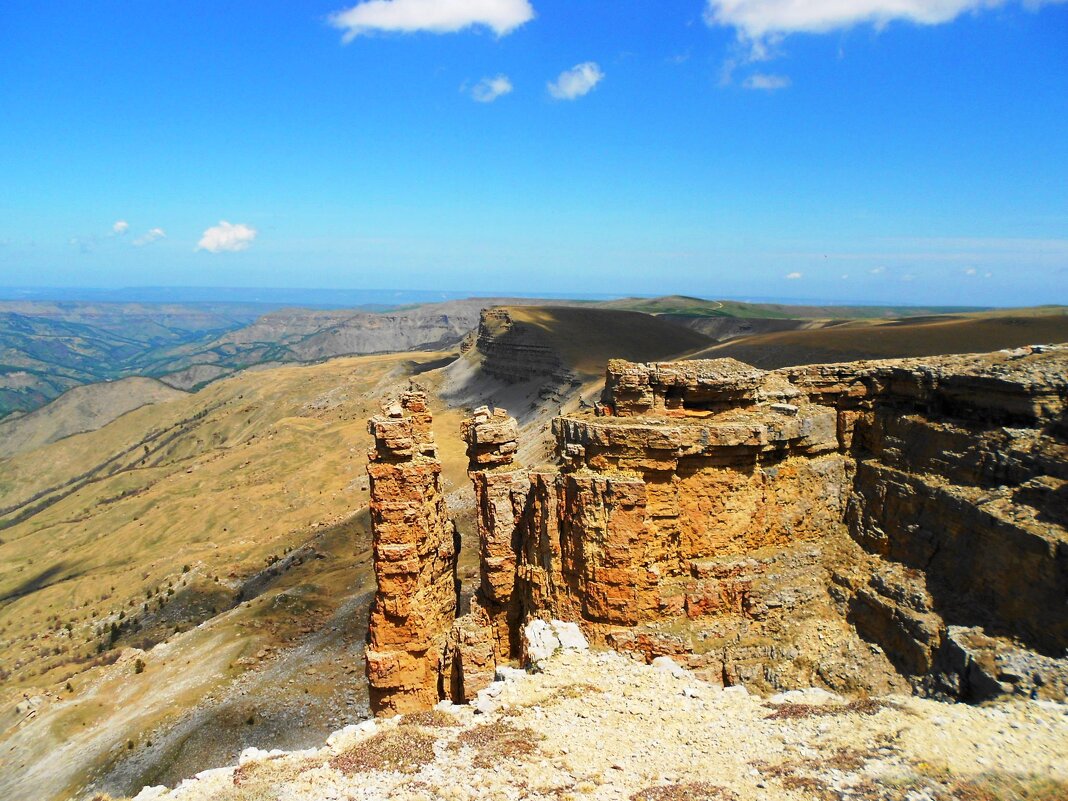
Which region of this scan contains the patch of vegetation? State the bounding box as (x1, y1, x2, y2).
(547, 682, 603, 702)
(764, 698, 897, 720)
(399, 708, 460, 728)
(752, 747, 881, 800)
(942, 774, 1068, 801)
(450, 720, 544, 769)
(219, 756, 314, 801)
(630, 782, 738, 801)
(329, 728, 438, 775)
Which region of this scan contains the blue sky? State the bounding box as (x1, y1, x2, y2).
(1, 0, 1066, 305)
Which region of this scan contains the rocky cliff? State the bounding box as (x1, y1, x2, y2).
(366, 345, 1068, 714)
(474, 308, 572, 384)
(364, 387, 458, 715)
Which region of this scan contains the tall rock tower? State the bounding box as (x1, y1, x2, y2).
(365, 385, 458, 715)
(441, 406, 530, 703)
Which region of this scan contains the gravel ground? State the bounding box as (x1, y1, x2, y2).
(131, 649, 1068, 801)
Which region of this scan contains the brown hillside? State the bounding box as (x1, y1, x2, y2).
(503, 306, 711, 377)
(687, 310, 1068, 368)
(0, 377, 187, 459)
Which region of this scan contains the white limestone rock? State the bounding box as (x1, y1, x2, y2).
(651, 656, 690, 679)
(523, 619, 590, 668)
(768, 687, 844, 706)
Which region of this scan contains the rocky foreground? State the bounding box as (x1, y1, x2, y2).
(128, 646, 1068, 801)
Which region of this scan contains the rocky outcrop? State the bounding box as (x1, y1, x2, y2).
(474, 309, 571, 384)
(526, 359, 882, 693)
(442, 407, 528, 703)
(364, 386, 458, 715)
(371, 345, 1068, 711)
(781, 349, 1068, 698)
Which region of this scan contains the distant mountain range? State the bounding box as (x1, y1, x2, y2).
(2, 293, 1062, 421)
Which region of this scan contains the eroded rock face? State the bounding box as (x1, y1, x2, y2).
(364, 387, 458, 715)
(442, 407, 529, 703)
(369, 345, 1068, 710)
(475, 309, 570, 384)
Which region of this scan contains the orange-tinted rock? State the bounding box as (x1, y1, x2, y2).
(527, 348, 1067, 698)
(365, 387, 458, 715)
(442, 598, 497, 703)
(461, 405, 520, 467)
(372, 347, 1068, 705)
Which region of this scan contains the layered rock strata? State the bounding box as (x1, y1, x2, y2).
(475, 308, 571, 384)
(443, 407, 528, 703)
(368, 346, 1068, 712)
(364, 387, 458, 715)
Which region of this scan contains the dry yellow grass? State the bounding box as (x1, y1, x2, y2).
(0, 350, 475, 801)
(688, 309, 1068, 368)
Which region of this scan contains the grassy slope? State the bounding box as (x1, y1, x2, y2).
(686, 309, 1068, 368)
(503, 306, 711, 377)
(0, 377, 187, 459)
(0, 351, 473, 801)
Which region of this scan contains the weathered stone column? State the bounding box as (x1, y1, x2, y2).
(365, 386, 458, 715)
(443, 407, 530, 702)
(462, 406, 528, 659)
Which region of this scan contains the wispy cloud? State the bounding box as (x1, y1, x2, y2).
(69, 236, 95, 254)
(112, 220, 129, 236)
(197, 221, 257, 253)
(743, 73, 791, 91)
(548, 62, 604, 100)
(468, 74, 513, 103)
(330, 0, 534, 41)
(869, 266, 886, 274)
(134, 227, 166, 246)
(704, 0, 1066, 41)
(708, 1, 1065, 83)
(785, 271, 803, 279)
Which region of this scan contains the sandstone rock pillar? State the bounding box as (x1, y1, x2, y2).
(462, 406, 528, 659)
(365, 386, 458, 715)
(443, 407, 530, 703)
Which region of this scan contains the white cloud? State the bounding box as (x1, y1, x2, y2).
(547, 62, 604, 100)
(330, 0, 534, 41)
(469, 74, 513, 103)
(743, 73, 791, 90)
(197, 221, 257, 253)
(785, 271, 803, 280)
(134, 227, 166, 246)
(869, 266, 886, 274)
(112, 220, 129, 235)
(704, 0, 1066, 41)
(964, 267, 978, 275)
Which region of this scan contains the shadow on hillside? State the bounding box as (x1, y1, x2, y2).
(0, 562, 71, 604)
(408, 355, 457, 375)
